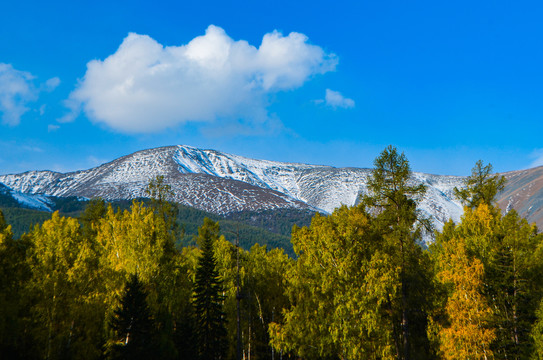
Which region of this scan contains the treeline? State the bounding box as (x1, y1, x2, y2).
(2, 146, 543, 359)
(0, 195, 303, 255)
(0, 177, 292, 360)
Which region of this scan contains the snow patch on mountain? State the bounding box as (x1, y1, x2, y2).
(0, 145, 465, 231)
(11, 192, 53, 211)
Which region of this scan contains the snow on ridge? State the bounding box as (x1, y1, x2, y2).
(0, 144, 467, 232)
(173, 145, 332, 200)
(171, 145, 465, 230)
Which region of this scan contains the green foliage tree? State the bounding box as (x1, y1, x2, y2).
(454, 160, 506, 209)
(360, 145, 435, 359)
(146, 175, 179, 234)
(79, 197, 107, 240)
(193, 218, 228, 360)
(484, 209, 543, 359)
(0, 210, 33, 359)
(270, 205, 399, 359)
(108, 273, 157, 360)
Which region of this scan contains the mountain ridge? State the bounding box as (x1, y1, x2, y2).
(0, 145, 541, 231)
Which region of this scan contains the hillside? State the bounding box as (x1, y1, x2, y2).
(1, 145, 543, 231)
(0, 145, 465, 233)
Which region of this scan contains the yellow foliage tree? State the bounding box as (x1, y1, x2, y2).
(95, 201, 175, 311)
(28, 211, 104, 359)
(270, 205, 399, 360)
(437, 235, 495, 360)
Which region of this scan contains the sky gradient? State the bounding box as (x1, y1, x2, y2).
(1, 0, 542, 176)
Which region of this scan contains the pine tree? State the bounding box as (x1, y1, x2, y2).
(193, 218, 227, 360)
(109, 273, 156, 360)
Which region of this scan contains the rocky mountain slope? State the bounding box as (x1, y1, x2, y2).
(2, 145, 542, 231)
(0, 145, 466, 232)
(498, 166, 543, 228)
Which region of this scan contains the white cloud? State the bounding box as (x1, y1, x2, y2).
(323, 89, 355, 109)
(0, 63, 38, 125)
(44, 77, 60, 91)
(68, 25, 338, 133)
(0, 64, 60, 126)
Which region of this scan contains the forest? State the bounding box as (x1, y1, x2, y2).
(2, 145, 543, 360)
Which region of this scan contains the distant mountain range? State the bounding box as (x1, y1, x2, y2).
(0, 145, 541, 232)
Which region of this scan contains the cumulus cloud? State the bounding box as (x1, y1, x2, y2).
(323, 88, 355, 109)
(0, 63, 60, 126)
(68, 25, 338, 133)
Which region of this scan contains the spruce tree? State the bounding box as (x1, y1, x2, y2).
(109, 273, 156, 360)
(193, 218, 227, 360)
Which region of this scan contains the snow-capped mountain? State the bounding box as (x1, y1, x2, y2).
(0, 145, 466, 232)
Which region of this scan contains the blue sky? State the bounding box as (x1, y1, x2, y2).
(1, 0, 542, 176)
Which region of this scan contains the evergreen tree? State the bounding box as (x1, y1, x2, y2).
(486, 210, 541, 359)
(360, 145, 434, 359)
(108, 273, 156, 360)
(0, 210, 33, 359)
(193, 218, 227, 360)
(454, 160, 506, 209)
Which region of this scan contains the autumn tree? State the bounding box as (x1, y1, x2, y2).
(27, 212, 104, 359)
(434, 231, 495, 359)
(435, 160, 543, 359)
(213, 236, 292, 360)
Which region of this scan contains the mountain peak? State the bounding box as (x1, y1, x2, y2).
(1, 144, 541, 232)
